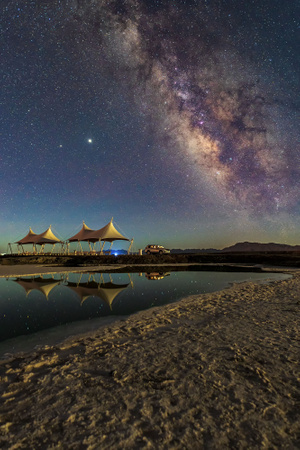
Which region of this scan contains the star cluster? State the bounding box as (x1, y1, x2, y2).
(0, 0, 299, 250)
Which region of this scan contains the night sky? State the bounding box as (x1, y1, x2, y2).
(1, 0, 299, 252)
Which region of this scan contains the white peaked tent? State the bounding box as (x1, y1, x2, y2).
(35, 226, 63, 253)
(15, 228, 38, 245)
(12, 227, 40, 253)
(12, 226, 63, 254)
(67, 221, 97, 253)
(88, 218, 133, 254)
(36, 226, 62, 244)
(67, 218, 133, 254)
(89, 218, 129, 242)
(8, 218, 134, 255)
(68, 222, 96, 242)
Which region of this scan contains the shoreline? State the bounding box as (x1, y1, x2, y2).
(0, 262, 291, 278)
(0, 269, 299, 448)
(0, 268, 291, 358)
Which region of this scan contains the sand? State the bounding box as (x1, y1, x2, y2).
(0, 268, 299, 449)
(0, 264, 125, 278)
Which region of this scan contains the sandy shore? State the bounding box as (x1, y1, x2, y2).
(0, 264, 126, 278)
(0, 269, 299, 448)
(0, 262, 266, 278)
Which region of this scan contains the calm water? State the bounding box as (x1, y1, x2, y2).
(0, 270, 290, 356)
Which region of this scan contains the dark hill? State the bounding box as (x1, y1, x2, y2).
(221, 242, 300, 252)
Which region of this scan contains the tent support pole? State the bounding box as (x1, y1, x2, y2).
(127, 239, 134, 255)
(77, 273, 83, 286)
(128, 274, 134, 288)
(100, 241, 105, 255)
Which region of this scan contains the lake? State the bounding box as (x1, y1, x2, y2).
(0, 270, 290, 356)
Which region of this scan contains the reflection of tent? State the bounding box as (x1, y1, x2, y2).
(67, 280, 101, 304)
(66, 279, 129, 309)
(97, 282, 129, 309)
(14, 276, 60, 299)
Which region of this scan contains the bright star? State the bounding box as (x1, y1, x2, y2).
(88, 138, 93, 143)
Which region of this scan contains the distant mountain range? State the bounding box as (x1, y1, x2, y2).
(171, 242, 300, 253)
(171, 248, 220, 254)
(221, 242, 300, 252)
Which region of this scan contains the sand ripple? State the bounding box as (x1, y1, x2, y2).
(0, 271, 299, 449)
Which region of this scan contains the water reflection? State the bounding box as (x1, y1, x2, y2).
(1, 272, 135, 343)
(66, 280, 130, 309)
(13, 272, 132, 309)
(0, 270, 290, 346)
(15, 276, 62, 300)
(145, 272, 171, 280)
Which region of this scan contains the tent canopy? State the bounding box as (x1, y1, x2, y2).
(68, 221, 96, 242)
(88, 218, 129, 243)
(14, 219, 130, 249)
(16, 226, 62, 246)
(15, 228, 38, 245)
(35, 226, 62, 244)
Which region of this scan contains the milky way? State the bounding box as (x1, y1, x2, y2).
(1, 0, 299, 249)
(68, 0, 299, 214)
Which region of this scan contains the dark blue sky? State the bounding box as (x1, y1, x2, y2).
(1, 0, 299, 252)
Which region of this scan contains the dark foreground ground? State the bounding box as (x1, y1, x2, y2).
(1, 251, 300, 270)
(0, 255, 299, 448)
(0, 270, 299, 449)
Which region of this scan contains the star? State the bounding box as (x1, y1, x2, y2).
(0, 0, 298, 251)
